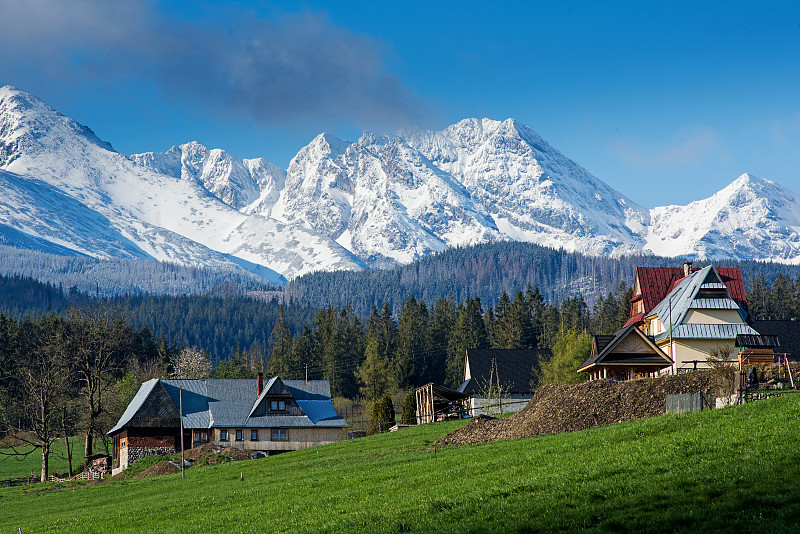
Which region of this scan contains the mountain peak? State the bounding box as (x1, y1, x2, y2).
(0, 86, 115, 160)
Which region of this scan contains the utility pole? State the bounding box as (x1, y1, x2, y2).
(179, 387, 185, 479)
(668, 296, 674, 375)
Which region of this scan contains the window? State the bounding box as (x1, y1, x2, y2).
(270, 400, 286, 411)
(235, 429, 243, 441)
(250, 429, 258, 441)
(220, 429, 228, 441)
(271, 429, 288, 441)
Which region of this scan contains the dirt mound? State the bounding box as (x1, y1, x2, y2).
(219, 447, 256, 461)
(441, 372, 714, 445)
(133, 461, 180, 479)
(182, 442, 219, 460)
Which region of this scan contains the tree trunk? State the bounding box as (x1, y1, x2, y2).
(40, 441, 49, 482)
(62, 407, 73, 477)
(84, 424, 93, 468)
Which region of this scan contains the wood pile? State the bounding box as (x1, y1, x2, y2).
(440, 372, 714, 445)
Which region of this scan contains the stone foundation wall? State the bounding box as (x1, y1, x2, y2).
(127, 446, 176, 465)
(120, 434, 177, 470)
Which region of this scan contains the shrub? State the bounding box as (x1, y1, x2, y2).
(400, 390, 416, 425)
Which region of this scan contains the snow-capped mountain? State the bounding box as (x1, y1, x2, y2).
(130, 142, 286, 214)
(1, 85, 799, 282)
(0, 85, 363, 283)
(647, 174, 800, 264)
(401, 118, 650, 256)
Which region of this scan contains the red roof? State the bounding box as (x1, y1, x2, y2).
(623, 312, 645, 328)
(630, 266, 747, 321)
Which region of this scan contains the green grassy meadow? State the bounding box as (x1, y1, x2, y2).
(2, 394, 799, 533)
(0, 437, 102, 480)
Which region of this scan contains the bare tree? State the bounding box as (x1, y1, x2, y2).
(707, 344, 737, 397)
(170, 347, 212, 379)
(64, 304, 132, 468)
(0, 315, 73, 481)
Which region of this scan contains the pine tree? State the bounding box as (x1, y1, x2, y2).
(428, 296, 455, 385)
(266, 306, 294, 377)
(394, 296, 429, 389)
(356, 338, 390, 400)
(445, 297, 488, 388)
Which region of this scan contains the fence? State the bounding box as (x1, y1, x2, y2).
(665, 390, 714, 414)
(0, 475, 38, 488)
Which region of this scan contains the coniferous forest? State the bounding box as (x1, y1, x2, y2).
(3, 242, 800, 479)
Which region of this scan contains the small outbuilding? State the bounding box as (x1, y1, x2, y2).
(458, 348, 550, 416)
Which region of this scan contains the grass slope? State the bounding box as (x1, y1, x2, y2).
(0, 438, 99, 479)
(2, 394, 799, 533)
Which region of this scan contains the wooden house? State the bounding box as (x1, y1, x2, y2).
(108, 374, 346, 475)
(457, 348, 550, 416)
(577, 324, 673, 380)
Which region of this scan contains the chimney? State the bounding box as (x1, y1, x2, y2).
(683, 261, 693, 277)
(257, 372, 264, 396)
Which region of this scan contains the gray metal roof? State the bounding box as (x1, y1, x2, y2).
(647, 266, 751, 334)
(646, 265, 714, 326)
(700, 282, 726, 289)
(655, 323, 759, 342)
(108, 378, 165, 434)
(109, 377, 346, 434)
(690, 299, 740, 310)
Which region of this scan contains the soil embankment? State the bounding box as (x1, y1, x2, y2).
(441, 372, 714, 445)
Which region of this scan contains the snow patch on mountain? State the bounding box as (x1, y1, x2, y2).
(0, 85, 362, 282)
(130, 142, 286, 213)
(646, 174, 800, 264)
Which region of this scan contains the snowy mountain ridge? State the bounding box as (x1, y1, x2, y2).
(1, 85, 799, 284)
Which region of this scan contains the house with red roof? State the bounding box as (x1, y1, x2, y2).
(580, 262, 756, 380)
(625, 262, 747, 328)
(640, 265, 758, 373)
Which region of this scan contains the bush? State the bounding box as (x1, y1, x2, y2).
(368, 394, 395, 435)
(400, 390, 416, 425)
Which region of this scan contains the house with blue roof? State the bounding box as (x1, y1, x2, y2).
(641, 265, 759, 373)
(108, 374, 346, 474)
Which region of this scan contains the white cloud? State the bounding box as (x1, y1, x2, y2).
(0, 0, 427, 127)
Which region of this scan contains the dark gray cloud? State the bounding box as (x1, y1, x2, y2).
(0, 0, 427, 128)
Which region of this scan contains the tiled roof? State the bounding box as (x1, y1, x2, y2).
(464, 348, 551, 394)
(623, 312, 645, 327)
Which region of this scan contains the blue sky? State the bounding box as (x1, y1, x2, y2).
(1, 0, 799, 207)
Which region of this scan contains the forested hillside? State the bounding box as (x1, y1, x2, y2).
(0, 244, 271, 297)
(285, 242, 800, 316)
(3, 253, 800, 482)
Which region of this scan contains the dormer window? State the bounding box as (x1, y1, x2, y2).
(270, 400, 286, 411)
